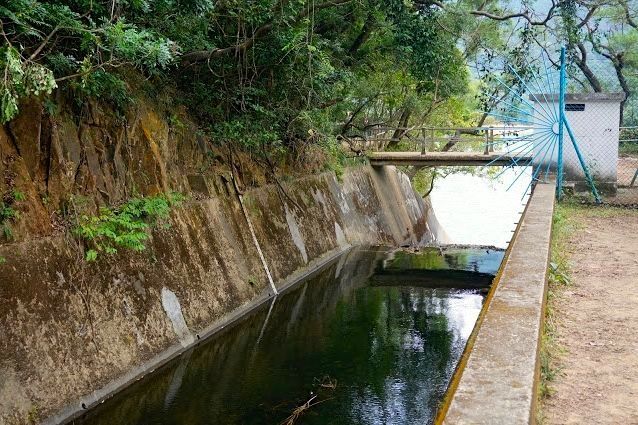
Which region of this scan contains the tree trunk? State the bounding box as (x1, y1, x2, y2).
(575, 43, 603, 93)
(387, 108, 411, 149)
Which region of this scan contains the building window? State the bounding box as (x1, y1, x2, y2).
(566, 103, 585, 111)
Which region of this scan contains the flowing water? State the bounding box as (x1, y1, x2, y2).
(75, 247, 503, 425)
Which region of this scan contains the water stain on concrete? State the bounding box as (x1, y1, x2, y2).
(335, 222, 348, 248)
(161, 288, 194, 347)
(284, 205, 308, 264)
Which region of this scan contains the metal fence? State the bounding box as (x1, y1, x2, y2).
(564, 58, 638, 205)
(620, 126, 638, 188)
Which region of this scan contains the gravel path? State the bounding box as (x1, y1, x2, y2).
(543, 209, 638, 424)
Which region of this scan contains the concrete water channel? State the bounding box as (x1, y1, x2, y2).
(71, 246, 504, 425)
(53, 172, 555, 425)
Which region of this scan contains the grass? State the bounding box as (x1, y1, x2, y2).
(619, 141, 638, 156)
(537, 202, 579, 423)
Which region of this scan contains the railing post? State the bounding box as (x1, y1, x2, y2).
(421, 128, 426, 154)
(431, 128, 435, 152)
(484, 128, 490, 154)
(489, 128, 495, 152)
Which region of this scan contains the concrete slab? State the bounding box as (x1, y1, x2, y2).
(439, 182, 555, 425)
(367, 151, 532, 167)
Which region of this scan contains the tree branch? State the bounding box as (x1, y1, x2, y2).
(181, 0, 352, 65)
(575, 42, 603, 92)
(27, 25, 61, 62)
(469, 1, 556, 26)
(578, 5, 599, 28)
(619, 0, 637, 28)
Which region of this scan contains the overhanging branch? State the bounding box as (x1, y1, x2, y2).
(180, 0, 352, 65)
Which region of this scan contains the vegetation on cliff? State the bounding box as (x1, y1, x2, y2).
(73, 192, 183, 261)
(2, 0, 636, 156)
(0, 0, 636, 249)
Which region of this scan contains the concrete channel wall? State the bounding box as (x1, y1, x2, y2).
(0, 165, 444, 425)
(438, 182, 555, 424)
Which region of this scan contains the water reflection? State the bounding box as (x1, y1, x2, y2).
(76, 248, 486, 425)
(430, 168, 531, 248)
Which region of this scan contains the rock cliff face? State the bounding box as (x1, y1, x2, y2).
(1, 97, 227, 243)
(0, 99, 445, 425)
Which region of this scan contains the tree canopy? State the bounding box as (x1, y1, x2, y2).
(1, 0, 636, 157)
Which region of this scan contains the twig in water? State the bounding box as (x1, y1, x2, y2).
(279, 395, 332, 425)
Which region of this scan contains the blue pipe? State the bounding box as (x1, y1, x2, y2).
(564, 119, 602, 204)
(557, 47, 566, 200)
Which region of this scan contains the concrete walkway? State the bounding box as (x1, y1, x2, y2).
(439, 182, 555, 424)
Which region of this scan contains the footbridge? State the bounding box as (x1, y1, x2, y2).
(352, 125, 535, 167)
(367, 151, 533, 167)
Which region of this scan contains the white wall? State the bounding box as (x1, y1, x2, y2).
(532, 97, 620, 183)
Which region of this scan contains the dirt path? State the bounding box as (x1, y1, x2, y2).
(543, 208, 638, 424)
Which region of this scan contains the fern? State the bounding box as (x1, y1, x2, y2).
(74, 193, 183, 261)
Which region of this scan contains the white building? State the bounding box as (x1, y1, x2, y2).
(531, 93, 624, 192)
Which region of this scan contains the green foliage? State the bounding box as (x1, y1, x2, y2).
(1, 46, 57, 123)
(104, 21, 176, 72)
(1, 0, 175, 121)
(73, 193, 183, 261)
(0, 0, 479, 165)
(321, 137, 347, 180)
(620, 142, 638, 155)
(0, 190, 23, 241)
(73, 70, 132, 112)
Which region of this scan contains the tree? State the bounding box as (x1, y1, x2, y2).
(1, 0, 472, 162)
(432, 0, 637, 125)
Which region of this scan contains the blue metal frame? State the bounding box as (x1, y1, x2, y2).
(557, 47, 566, 200)
(479, 46, 603, 203)
(557, 47, 602, 204)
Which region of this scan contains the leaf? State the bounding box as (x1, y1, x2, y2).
(86, 250, 98, 261)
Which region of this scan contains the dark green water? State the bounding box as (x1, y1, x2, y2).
(75, 247, 500, 425)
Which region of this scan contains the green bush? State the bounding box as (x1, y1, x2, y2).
(72, 70, 132, 113)
(73, 193, 183, 261)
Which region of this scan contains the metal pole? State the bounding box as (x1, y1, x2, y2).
(484, 129, 489, 154)
(557, 47, 566, 201)
(564, 120, 602, 204)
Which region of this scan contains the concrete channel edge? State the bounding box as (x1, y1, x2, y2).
(435, 182, 556, 425)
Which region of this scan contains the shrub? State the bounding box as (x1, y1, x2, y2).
(73, 193, 183, 261)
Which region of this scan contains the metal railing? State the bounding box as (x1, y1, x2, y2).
(349, 125, 536, 155)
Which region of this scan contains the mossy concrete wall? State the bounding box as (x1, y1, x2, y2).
(0, 165, 443, 425)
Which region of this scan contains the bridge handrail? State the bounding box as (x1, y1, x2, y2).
(350, 124, 536, 155)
